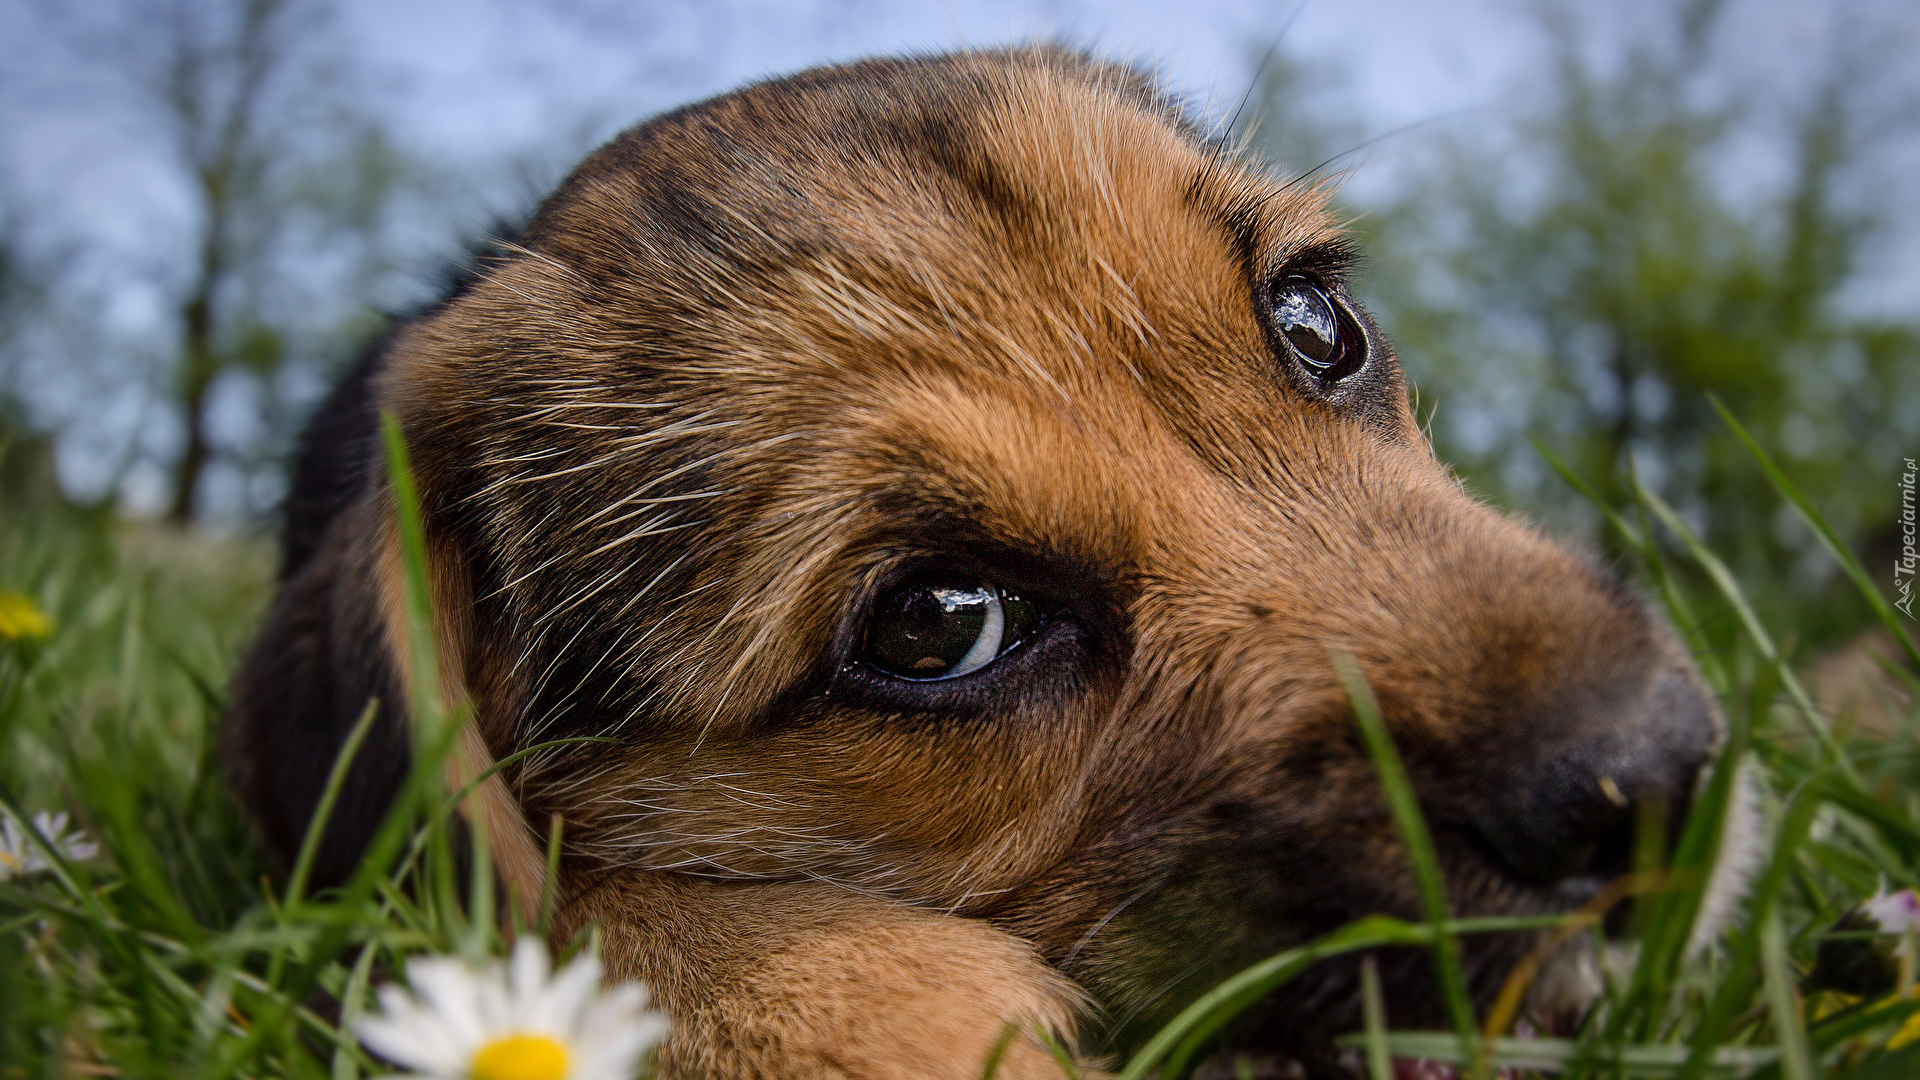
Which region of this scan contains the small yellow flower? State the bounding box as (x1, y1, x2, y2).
(357, 938, 667, 1080)
(0, 590, 52, 640)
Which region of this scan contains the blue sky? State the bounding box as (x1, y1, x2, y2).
(13, 0, 1909, 302)
(2, 0, 1914, 513)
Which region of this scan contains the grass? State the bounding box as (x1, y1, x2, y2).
(2, 410, 1919, 1079)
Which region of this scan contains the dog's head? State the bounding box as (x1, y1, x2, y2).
(382, 48, 1729, 1072)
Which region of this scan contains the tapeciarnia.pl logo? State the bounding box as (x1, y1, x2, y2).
(1898, 457, 1917, 619)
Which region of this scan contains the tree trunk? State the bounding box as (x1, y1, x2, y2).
(166, 270, 218, 523)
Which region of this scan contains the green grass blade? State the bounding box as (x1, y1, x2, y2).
(1712, 396, 1920, 674)
(1361, 954, 1393, 1080)
(77, 722, 201, 941)
(1618, 657, 1766, 1039)
(1807, 994, 1920, 1052)
(1331, 648, 1480, 1067)
(380, 411, 444, 752)
(1034, 1024, 1082, 1079)
(539, 812, 564, 936)
(1118, 915, 1427, 1080)
(1851, 1045, 1920, 1080)
(1758, 906, 1813, 1080)
(381, 410, 471, 952)
(1535, 440, 1726, 689)
(284, 698, 381, 910)
(1628, 474, 1848, 771)
(0, 782, 109, 927)
(1679, 783, 1823, 1080)
(1341, 1032, 1780, 1077)
(979, 1021, 1021, 1080)
(1533, 437, 1648, 550)
(440, 736, 612, 818)
(1115, 854, 1574, 1074)
(465, 785, 495, 959)
(201, 416, 473, 1080)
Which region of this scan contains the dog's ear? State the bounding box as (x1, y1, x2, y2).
(370, 495, 550, 915)
(224, 476, 546, 906)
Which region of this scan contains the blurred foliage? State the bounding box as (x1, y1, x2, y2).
(1, 0, 428, 523)
(1267, 1, 1920, 652)
(138, 0, 419, 521)
(0, 432, 621, 1080)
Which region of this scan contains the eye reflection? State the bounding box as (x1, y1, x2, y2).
(1269, 276, 1362, 381)
(865, 581, 1037, 681)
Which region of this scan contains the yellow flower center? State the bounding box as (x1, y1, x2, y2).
(470, 1033, 569, 1080)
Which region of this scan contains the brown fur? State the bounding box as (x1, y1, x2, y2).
(225, 48, 1724, 1078)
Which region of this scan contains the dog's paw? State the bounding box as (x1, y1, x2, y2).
(572, 878, 1100, 1080)
(701, 911, 1095, 1079)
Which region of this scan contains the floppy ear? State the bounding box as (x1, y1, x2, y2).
(371, 497, 550, 916)
(223, 434, 546, 907)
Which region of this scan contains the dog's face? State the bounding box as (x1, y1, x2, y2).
(384, 50, 1721, 1072)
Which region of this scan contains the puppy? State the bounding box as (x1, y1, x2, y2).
(225, 47, 1737, 1079)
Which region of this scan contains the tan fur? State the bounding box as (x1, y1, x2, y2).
(226, 48, 1730, 1078)
(374, 515, 548, 913)
(561, 876, 1088, 1079)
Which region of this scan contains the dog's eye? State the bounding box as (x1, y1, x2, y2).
(1271, 277, 1363, 382)
(866, 582, 1038, 680)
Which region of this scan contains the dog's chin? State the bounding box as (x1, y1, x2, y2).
(1228, 765, 1762, 1079)
(1186, 934, 1608, 1080)
(1111, 773, 1763, 1079)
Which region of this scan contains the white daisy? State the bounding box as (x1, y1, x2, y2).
(357, 938, 667, 1080)
(0, 810, 99, 881)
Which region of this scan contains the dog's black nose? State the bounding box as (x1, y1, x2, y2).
(1468, 669, 1719, 887)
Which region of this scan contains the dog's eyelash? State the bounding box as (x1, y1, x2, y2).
(1267, 237, 1360, 291)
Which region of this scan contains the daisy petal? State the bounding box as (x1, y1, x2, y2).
(359, 1000, 465, 1074)
(510, 936, 552, 1004)
(407, 957, 489, 1049)
(538, 951, 604, 1036)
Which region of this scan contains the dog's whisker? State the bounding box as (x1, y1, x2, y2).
(528, 550, 657, 630)
(1063, 880, 1163, 971)
(1106, 949, 1228, 1049)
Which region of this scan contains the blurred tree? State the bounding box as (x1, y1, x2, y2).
(161, 0, 297, 522)
(1370, 0, 1920, 645)
(135, 0, 411, 521)
(0, 209, 69, 516)
(2, 0, 422, 522)
(0, 212, 29, 382)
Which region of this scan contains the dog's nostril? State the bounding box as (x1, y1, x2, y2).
(1471, 753, 1642, 886)
(1469, 668, 1718, 888)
